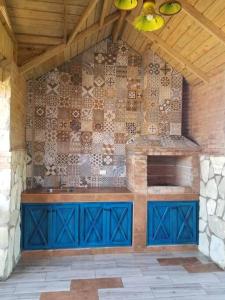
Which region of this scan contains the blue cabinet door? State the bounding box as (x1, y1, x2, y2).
(148, 201, 198, 246)
(51, 204, 79, 248)
(106, 202, 132, 246)
(174, 202, 198, 244)
(148, 202, 173, 245)
(80, 203, 106, 247)
(22, 204, 50, 250)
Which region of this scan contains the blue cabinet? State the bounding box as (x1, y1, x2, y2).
(80, 202, 132, 247)
(80, 203, 106, 247)
(52, 204, 79, 248)
(22, 204, 50, 250)
(22, 202, 132, 250)
(147, 201, 198, 246)
(107, 203, 132, 246)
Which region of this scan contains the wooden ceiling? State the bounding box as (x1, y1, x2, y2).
(1, 0, 225, 84)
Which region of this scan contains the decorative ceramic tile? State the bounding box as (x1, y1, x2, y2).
(45, 165, 57, 176)
(33, 151, 44, 165)
(102, 144, 114, 155)
(170, 122, 182, 136)
(103, 155, 113, 166)
(80, 131, 92, 146)
(114, 144, 126, 155)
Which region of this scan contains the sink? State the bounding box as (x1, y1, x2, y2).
(47, 187, 76, 193)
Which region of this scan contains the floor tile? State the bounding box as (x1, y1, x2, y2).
(157, 257, 199, 266)
(70, 277, 123, 291)
(184, 262, 223, 273)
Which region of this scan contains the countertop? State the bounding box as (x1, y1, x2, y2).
(21, 187, 135, 203)
(21, 187, 199, 203)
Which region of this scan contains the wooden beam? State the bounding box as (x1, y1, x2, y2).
(16, 34, 63, 46)
(67, 0, 99, 45)
(100, 0, 109, 28)
(20, 12, 120, 75)
(112, 10, 127, 42)
(0, 55, 10, 68)
(0, 0, 17, 44)
(181, 0, 225, 47)
(126, 16, 209, 83)
(75, 11, 120, 41)
(20, 44, 65, 75)
(63, 0, 67, 43)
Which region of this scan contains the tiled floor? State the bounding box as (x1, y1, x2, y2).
(0, 251, 225, 300)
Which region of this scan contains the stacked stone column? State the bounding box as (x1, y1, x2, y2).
(199, 155, 225, 269)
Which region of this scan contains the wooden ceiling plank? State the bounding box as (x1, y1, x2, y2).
(112, 10, 127, 42)
(16, 34, 63, 46)
(20, 11, 120, 75)
(126, 16, 209, 83)
(67, 0, 99, 45)
(182, 0, 225, 47)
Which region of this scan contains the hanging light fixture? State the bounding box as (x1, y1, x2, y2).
(114, 0, 138, 10)
(159, 1, 182, 16)
(133, 0, 165, 32)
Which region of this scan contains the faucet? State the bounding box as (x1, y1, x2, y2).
(59, 176, 66, 189)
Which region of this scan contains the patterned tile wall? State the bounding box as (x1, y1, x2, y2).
(142, 48, 183, 136)
(26, 39, 183, 188)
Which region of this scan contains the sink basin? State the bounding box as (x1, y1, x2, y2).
(47, 188, 76, 193)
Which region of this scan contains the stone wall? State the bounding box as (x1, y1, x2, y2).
(0, 65, 26, 279)
(0, 151, 26, 279)
(199, 155, 225, 269)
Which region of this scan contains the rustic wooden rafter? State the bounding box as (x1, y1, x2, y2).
(0, 54, 10, 68)
(126, 16, 209, 83)
(67, 0, 99, 45)
(63, 0, 67, 43)
(181, 0, 225, 47)
(0, 0, 17, 44)
(100, 0, 109, 28)
(20, 11, 120, 75)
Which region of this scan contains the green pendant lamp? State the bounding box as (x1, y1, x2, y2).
(114, 0, 138, 10)
(159, 1, 182, 15)
(133, 0, 165, 32)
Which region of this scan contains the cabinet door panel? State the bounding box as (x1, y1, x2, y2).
(174, 202, 198, 244)
(148, 202, 173, 245)
(106, 203, 132, 246)
(80, 203, 106, 247)
(22, 204, 50, 250)
(51, 204, 79, 248)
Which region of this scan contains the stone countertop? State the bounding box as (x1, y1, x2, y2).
(21, 187, 135, 203)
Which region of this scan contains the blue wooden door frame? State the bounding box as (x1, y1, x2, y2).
(147, 201, 198, 246)
(148, 202, 173, 245)
(79, 203, 106, 248)
(22, 204, 51, 250)
(106, 202, 132, 246)
(51, 204, 79, 249)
